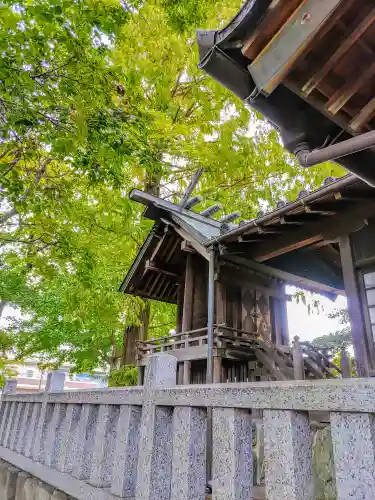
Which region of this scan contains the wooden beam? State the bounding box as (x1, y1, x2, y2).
(249, 0, 343, 95)
(326, 62, 375, 115)
(302, 7, 375, 96)
(224, 254, 344, 297)
(168, 223, 209, 260)
(350, 96, 375, 131)
(339, 235, 370, 377)
(144, 263, 179, 279)
(250, 201, 375, 262)
(241, 0, 303, 60)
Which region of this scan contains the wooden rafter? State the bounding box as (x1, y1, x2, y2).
(326, 61, 375, 115)
(350, 96, 375, 131)
(250, 200, 375, 262)
(302, 7, 375, 96)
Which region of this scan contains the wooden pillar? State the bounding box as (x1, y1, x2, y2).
(215, 280, 226, 325)
(293, 336, 305, 380)
(271, 294, 290, 346)
(339, 235, 370, 377)
(182, 254, 194, 332)
(176, 284, 184, 334)
(213, 356, 222, 383)
(242, 287, 255, 333)
(183, 361, 191, 385)
(137, 366, 145, 386)
(340, 348, 351, 378)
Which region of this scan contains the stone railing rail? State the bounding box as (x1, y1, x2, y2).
(0, 354, 375, 500)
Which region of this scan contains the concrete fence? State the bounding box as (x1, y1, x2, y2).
(0, 354, 375, 500)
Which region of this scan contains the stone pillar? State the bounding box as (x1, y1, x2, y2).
(32, 372, 65, 462)
(56, 404, 82, 473)
(4, 467, 19, 500)
(89, 404, 119, 487)
(0, 403, 11, 444)
(3, 380, 17, 395)
(135, 354, 177, 500)
(264, 409, 313, 500)
(110, 405, 142, 497)
(36, 482, 54, 500)
(70, 404, 98, 480)
(331, 412, 375, 500)
(50, 491, 68, 500)
(23, 478, 39, 500)
(44, 403, 67, 467)
(171, 407, 207, 500)
(15, 471, 31, 500)
(45, 371, 65, 392)
(212, 408, 253, 500)
(16, 403, 31, 454)
(2, 402, 17, 448)
(24, 404, 42, 458)
(9, 403, 26, 451)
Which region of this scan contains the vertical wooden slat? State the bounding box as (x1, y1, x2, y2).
(215, 281, 226, 325)
(212, 408, 252, 500)
(183, 361, 191, 385)
(264, 409, 313, 500)
(331, 412, 375, 500)
(213, 357, 222, 384)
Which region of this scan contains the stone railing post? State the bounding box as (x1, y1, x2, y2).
(0, 379, 17, 445)
(293, 336, 305, 380)
(135, 354, 177, 500)
(264, 409, 313, 500)
(212, 408, 252, 500)
(32, 371, 66, 462)
(2, 379, 17, 396)
(331, 412, 375, 499)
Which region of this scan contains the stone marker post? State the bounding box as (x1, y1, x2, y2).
(32, 371, 66, 463)
(135, 354, 177, 500)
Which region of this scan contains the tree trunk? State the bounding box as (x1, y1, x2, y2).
(0, 300, 7, 319)
(117, 170, 161, 367)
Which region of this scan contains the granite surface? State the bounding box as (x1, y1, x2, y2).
(264, 409, 313, 500)
(171, 406, 207, 500)
(331, 412, 375, 500)
(212, 407, 253, 500)
(110, 404, 141, 498)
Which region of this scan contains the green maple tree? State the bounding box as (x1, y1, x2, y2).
(0, 0, 345, 383)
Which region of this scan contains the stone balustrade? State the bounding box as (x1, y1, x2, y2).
(0, 355, 375, 500)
